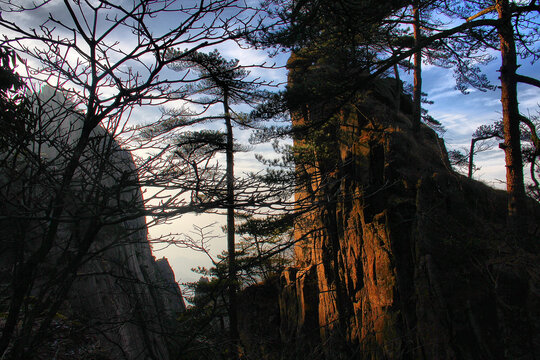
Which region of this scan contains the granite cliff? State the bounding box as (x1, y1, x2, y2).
(238, 61, 540, 359)
(0, 89, 184, 359)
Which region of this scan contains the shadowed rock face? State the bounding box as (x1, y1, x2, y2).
(239, 61, 540, 359)
(0, 89, 184, 359)
(64, 145, 185, 360)
(65, 188, 186, 360)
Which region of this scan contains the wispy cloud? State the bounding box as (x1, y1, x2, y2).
(519, 86, 540, 111)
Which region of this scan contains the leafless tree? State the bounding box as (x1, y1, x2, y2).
(0, 1, 267, 358)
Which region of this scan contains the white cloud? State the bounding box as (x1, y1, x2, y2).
(519, 86, 540, 111)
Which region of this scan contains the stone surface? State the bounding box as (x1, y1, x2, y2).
(0, 90, 184, 359)
(279, 68, 540, 358)
(237, 276, 281, 360)
(65, 148, 185, 359)
(239, 60, 540, 359)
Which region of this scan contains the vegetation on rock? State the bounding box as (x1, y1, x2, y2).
(0, 0, 539, 359)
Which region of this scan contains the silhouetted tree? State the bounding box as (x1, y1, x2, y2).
(0, 1, 263, 358)
(468, 121, 504, 178)
(257, 0, 540, 235)
(141, 48, 273, 358)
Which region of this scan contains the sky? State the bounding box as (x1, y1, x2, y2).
(152, 46, 540, 287)
(147, 46, 289, 285)
(2, 1, 539, 289)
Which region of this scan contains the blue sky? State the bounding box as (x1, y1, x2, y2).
(4, 1, 538, 287)
(153, 39, 540, 285)
(424, 55, 540, 185)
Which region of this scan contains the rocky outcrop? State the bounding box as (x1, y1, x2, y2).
(237, 60, 540, 359)
(0, 89, 184, 359)
(66, 208, 185, 360)
(275, 67, 540, 359)
(155, 257, 187, 318)
(237, 276, 281, 360)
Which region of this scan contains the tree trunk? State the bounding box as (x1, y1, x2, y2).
(469, 138, 476, 178)
(223, 89, 239, 358)
(413, 1, 422, 131)
(393, 61, 401, 112)
(496, 0, 527, 237)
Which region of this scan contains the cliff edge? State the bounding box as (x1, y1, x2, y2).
(0, 89, 184, 359)
(239, 70, 540, 359)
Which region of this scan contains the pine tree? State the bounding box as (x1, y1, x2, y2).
(258, 0, 540, 236)
(157, 48, 270, 358)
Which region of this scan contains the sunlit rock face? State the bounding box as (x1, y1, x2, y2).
(271, 56, 540, 359)
(0, 88, 184, 359)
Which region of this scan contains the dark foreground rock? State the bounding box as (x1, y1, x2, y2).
(0, 92, 184, 360)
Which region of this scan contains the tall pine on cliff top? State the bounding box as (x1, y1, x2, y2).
(441, 0, 540, 236)
(257, 0, 540, 237)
